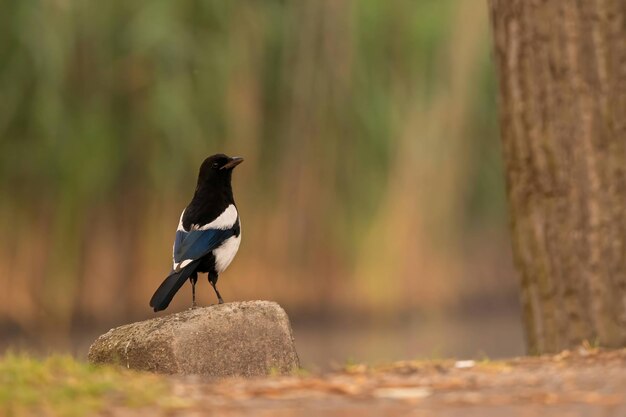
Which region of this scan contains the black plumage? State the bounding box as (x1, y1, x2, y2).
(149, 154, 243, 312)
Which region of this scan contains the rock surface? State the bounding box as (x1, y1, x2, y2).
(88, 300, 299, 377)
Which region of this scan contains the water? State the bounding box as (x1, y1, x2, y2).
(1, 309, 525, 370)
(293, 311, 525, 371)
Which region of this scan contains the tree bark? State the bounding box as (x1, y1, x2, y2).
(489, 0, 626, 354)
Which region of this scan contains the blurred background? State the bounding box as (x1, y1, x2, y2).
(0, 0, 522, 369)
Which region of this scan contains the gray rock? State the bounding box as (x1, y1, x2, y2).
(87, 300, 299, 377)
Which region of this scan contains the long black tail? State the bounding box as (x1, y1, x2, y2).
(149, 262, 199, 312)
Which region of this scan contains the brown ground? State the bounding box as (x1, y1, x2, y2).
(113, 347, 626, 417)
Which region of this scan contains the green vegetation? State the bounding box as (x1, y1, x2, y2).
(0, 1, 508, 329)
(0, 353, 185, 417)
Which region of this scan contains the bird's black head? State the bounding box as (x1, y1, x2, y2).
(196, 154, 244, 189)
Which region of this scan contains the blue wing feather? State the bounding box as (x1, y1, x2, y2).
(173, 230, 187, 262)
(174, 228, 235, 264)
(152, 217, 239, 312)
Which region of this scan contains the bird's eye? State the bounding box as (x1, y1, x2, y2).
(212, 162, 219, 169)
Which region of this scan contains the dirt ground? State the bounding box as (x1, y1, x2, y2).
(105, 347, 626, 417)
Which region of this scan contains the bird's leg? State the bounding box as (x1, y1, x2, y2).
(211, 282, 224, 304)
(190, 273, 198, 308)
(209, 273, 224, 304)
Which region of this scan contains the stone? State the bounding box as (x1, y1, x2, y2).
(87, 300, 299, 377)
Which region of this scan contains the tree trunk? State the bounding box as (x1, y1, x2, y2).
(489, 0, 626, 354)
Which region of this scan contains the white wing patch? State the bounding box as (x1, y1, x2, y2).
(193, 204, 238, 230)
(176, 209, 186, 231)
(172, 205, 240, 272)
(173, 209, 186, 267)
(173, 259, 193, 272)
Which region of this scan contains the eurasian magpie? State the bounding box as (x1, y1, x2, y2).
(149, 154, 243, 312)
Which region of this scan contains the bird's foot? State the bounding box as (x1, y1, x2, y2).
(190, 301, 198, 309)
(218, 298, 224, 304)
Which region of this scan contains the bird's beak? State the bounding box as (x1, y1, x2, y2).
(220, 156, 244, 170)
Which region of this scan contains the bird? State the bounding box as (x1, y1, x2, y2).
(149, 154, 243, 312)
